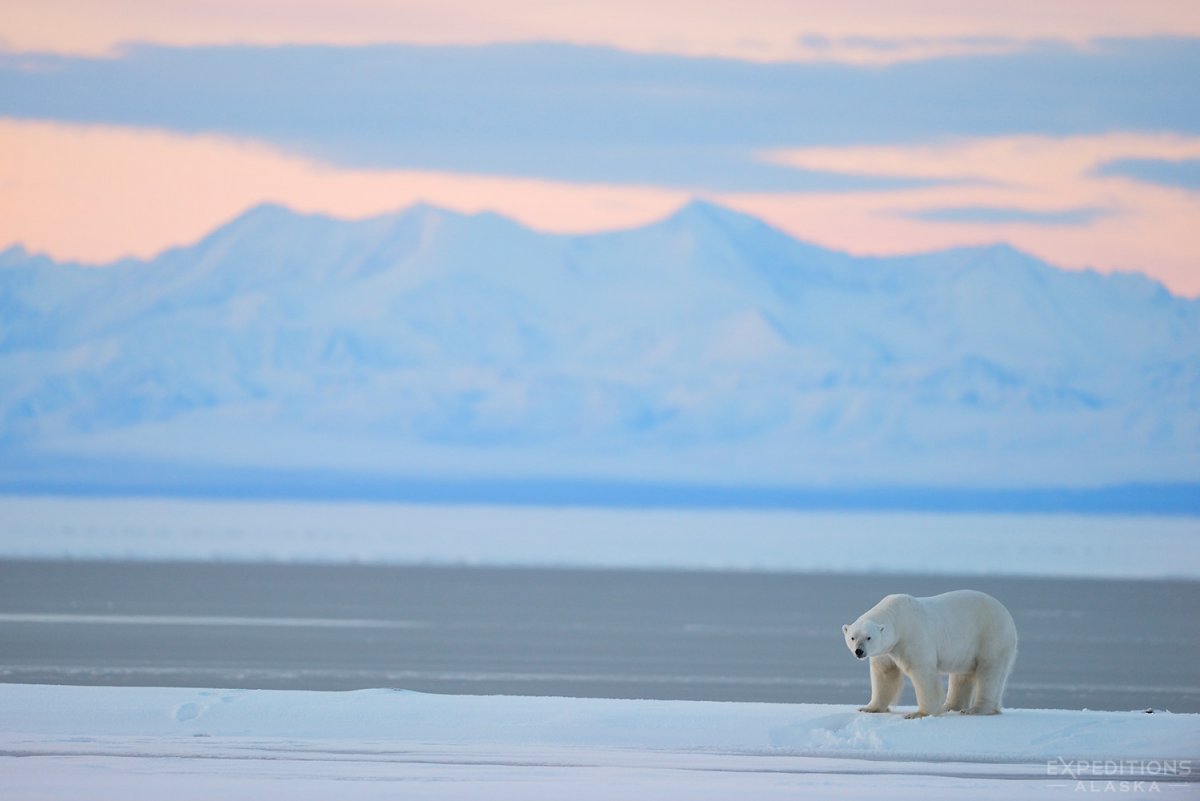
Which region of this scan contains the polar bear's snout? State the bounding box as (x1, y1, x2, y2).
(854, 647, 865, 659)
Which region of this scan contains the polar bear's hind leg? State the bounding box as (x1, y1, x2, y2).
(966, 654, 1012, 714)
(943, 673, 975, 712)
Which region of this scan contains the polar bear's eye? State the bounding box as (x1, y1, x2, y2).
(866, 637, 871, 641)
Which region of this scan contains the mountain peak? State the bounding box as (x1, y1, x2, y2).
(234, 201, 306, 227)
(662, 198, 761, 230)
(384, 201, 456, 223)
(964, 241, 1042, 264)
(198, 202, 318, 247)
(650, 198, 851, 275)
(0, 243, 31, 265)
(0, 243, 67, 272)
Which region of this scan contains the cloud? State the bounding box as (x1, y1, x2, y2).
(906, 206, 1110, 226)
(791, 33, 1029, 63)
(1093, 157, 1200, 191)
(0, 39, 1197, 192)
(5, 0, 1200, 64)
(740, 134, 1200, 296)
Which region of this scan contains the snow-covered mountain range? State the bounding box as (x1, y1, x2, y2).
(2, 201, 1197, 502)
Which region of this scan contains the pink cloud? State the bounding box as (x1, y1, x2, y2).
(4, 1, 1199, 62)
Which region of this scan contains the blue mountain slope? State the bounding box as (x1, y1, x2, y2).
(1, 201, 1197, 496)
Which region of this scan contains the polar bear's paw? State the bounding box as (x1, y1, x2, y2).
(903, 710, 931, 719)
(964, 705, 1001, 715)
(857, 704, 890, 713)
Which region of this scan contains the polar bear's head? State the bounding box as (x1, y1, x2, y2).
(842, 619, 892, 660)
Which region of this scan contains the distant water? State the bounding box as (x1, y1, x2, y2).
(0, 495, 1197, 579)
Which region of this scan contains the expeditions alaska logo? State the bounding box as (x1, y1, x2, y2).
(1047, 758, 1192, 793)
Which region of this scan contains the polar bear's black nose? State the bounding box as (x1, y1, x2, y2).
(854, 648, 864, 658)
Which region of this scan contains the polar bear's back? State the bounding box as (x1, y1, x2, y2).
(918, 590, 1017, 667)
(920, 589, 1014, 625)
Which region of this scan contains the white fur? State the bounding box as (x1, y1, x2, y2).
(842, 590, 1017, 719)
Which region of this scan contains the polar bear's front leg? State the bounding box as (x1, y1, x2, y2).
(860, 656, 902, 712)
(903, 662, 945, 719)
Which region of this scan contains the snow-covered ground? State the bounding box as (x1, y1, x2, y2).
(2, 495, 1197, 578)
(2, 684, 1196, 799)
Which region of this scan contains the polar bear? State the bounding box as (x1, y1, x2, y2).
(842, 590, 1017, 719)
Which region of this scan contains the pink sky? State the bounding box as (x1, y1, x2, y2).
(2, 2, 1199, 295)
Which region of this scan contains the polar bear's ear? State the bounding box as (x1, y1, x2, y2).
(841, 624, 849, 633)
